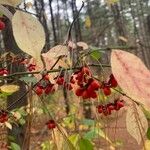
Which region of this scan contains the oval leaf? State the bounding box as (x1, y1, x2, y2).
(0, 84, 19, 93)
(111, 50, 150, 108)
(0, 0, 22, 6)
(126, 103, 148, 144)
(12, 11, 45, 62)
(47, 45, 68, 58)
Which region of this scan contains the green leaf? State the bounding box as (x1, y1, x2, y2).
(82, 119, 95, 126)
(69, 134, 80, 146)
(19, 76, 37, 84)
(90, 50, 101, 60)
(78, 138, 93, 150)
(10, 142, 21, 150)
(84, 129, 98, 140)
(147, 127, 150, 140)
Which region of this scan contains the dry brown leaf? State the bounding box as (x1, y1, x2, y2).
(126, 103, 148, 144)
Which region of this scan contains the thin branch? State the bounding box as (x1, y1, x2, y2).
(64, 1, 84, 44)
(0, 64, 110, 79)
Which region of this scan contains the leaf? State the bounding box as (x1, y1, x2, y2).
(19, 76, 37, 84)
(118, 36, 128, 43)
(105, 0, 119, 5)
(69, 134, 80, 147)
(25, 2, 33, 8)
(90, 50, 101, 60)
(111, 50, 150, 108)
(10, 142, 21, 150)
(77, 42, 88, 50)
(0, 0, 22, 6)
(85, 16, 91, 28)
(126, 103, 148, 144)
(144, 140, 150, 150)
(0, 84, 19, 93)
(82, 119, 95, 126)
(78, 138, 93, 150)
(84, 130, 98, 140)
(46, 45, 68, 58)
(5, 122, 12, 130)
(147, 127, 150, 140)
(0, 4, 13, 20)
(12, 11, 45, 62)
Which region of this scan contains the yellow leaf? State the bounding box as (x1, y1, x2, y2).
(126, 103, 148, 144)
(119, 36, 128, 43)
(25, 2, 33, 8)
(144, 140, 150, 150)
(85, 16, 91, 28)
(0, 0, 22, 6)
(105, 0, 119, 5)
(0, 84, 19, 93)
(12, 11, 45, 62)
(5, 122, 12, 130)
(77, 41, 89, 50)
(47, 45, 68, 58)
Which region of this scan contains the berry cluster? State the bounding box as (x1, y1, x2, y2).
(35, 74, 55, 96)
(27, 64, 36, 72)
(0, 68, 8, 76)
(0, 19, 5, 30)
(55, 75, 73, 90)
(73, 67, 100, 99)
(0, 111, 8, 123)
(101, 74, 118, 96)
(46, 119, 56, 129)
(97, 99, 124, 116)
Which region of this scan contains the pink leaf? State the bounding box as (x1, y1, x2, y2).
(111, 50, 150, 108)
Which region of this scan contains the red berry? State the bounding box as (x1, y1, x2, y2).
(75, 88, 84, 96)
(0, 112, 8, 123)
(35, 86, 43, 96)
(97, 105, 103, 113)
(81, 67, 91, 76)
(43, 74, 49, 81)
(103, 87, 111, 96)
(90, 80, 101, 90)
(108, 74, 118, 88)
(46, 120, 56, 129)
(82, 90, 90, 99)
(0, 20, 5, 30)
(45, 84, 54, 94)
(90, 91, 97, 99)
(27, 64, 36, 71)
(114, 100, 124, 111)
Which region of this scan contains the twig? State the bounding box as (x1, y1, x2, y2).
(0, 64, 110, 79)
(64, 1, 84, 44)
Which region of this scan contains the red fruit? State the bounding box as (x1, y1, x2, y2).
(27, 64, 36, 71)
(45, 84, 54, 94)
(0, 68, 8, 76)
(46, 120, 56, 129)
(97, 105, 103, 113)
(35, 86, 43, 96)
(0, 112, 8, 123)
(0, 20, 5, 30)
(108, 74, 118, 88)
(82, 90, 90, 99)
(114, 100, 124, 111)
(103, 87, 111, 96)
(70, 76, 75, 84)
(81, 67, 91, 76)
(90, 91, 97, 99)
(107, 104, 115, 111)
(56, 77, 64, 85)
(75, 88, 84, 96)
(43, 74, 49, 81)
(90, 80, 101, 90)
